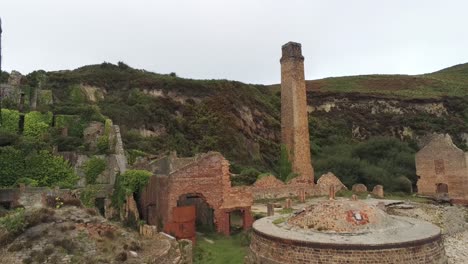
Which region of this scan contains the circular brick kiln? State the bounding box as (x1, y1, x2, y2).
(247, 200, 447, 264)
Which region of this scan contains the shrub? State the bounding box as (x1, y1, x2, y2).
(15, 177, 39, 187)
(80, 185, 100, 208)
(0, 109, 20, 133)
(54, 136, 82, 151)
(25, 150, 79, 188)
(314, 137, 417, 193)
(0, 209, 26, 234)
(112, 170, 152, 209)
(23, 111, 52, 138)
(83, 156, 106, 184)
(0, 147, 25, 186)
(231, 167, 261, 186)
(97, 136, 109, 154)
(0, 130, 19, 146)
(277, 145, 295, 182)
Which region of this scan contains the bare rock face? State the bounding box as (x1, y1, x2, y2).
(352, 183, 368, 193)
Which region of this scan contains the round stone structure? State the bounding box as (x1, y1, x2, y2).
(247, 200, 447, 264)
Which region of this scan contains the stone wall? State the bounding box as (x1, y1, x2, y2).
(416, 134, 468, 203)
(0, 187, 76, 209)
(247, 229, 447, 264)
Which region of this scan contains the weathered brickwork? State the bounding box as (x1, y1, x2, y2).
(416, 134, 468, 203)
(140, 152, 253, 237)
(281, 42, 314, 183)
(247, 230, 447, 264)
(248, 175, 315, 200)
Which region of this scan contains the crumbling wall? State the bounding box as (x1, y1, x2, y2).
(248, 175, 316, 200)
(140, 152, 253, 236)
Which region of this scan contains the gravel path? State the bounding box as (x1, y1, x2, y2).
(444, 230, 468, 264)
(388, 203, 468, 264)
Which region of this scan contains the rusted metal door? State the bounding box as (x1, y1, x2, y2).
(164, 205, 196, 242)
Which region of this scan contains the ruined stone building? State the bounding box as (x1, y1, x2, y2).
(280, 42, 314, 183)
(416, 134, 468, 204)
(139, 152, 253, 240)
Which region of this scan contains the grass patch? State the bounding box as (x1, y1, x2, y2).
(272, 216, 287, 225)
(383, 193, 432, 203)
(279, 208, 294, 215)
(336, 189, 369, 199)
(194, 232, 249, 264)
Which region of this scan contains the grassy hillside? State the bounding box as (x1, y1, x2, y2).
(268, 63, 468, 99)
(1, 62, 467, 191)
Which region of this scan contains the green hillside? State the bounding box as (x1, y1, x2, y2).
(0, 62, 467, 192)
(268, 63, 468, 99)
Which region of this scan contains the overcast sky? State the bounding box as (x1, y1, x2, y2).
(1, 0, 468, 84)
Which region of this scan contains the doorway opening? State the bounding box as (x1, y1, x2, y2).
(229, 209, 244, 235)
(177, 193, 214, 232)
(94, 198, 106, 216)
(436, 183, 449, 195)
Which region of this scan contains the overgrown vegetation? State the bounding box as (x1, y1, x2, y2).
(314, 137, 416, 192)
(0, 147, 78, 188)
(83, 156, 106, 184)
(112, 170, 152, 209)
(79, 185, 101, 208)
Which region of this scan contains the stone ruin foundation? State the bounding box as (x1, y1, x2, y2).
(247, 199, 447, 264)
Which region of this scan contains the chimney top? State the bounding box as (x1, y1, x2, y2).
(281, 41, 303, 61)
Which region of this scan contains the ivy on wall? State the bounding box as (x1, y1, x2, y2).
(24, 111, 52, 138)
(0, 147, 78, 188)
(0, 109, 21, 133)
(112, 170, 152, 209)
(0, 147, 25, 186)
(55, 114, 85, 138)
(83, 156, 106, 184)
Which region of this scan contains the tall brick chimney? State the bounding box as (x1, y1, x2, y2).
(280, 42, 314, 183)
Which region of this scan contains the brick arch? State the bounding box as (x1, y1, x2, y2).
(177, 192, 215, 229)
(167, 187, 225, 233)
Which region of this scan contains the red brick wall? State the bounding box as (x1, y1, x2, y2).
(248, 230, 447, 264)
(140, 152, 253, 235)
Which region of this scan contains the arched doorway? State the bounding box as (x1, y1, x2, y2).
(229, 209, 244, 235)
(177, 193, 215, 232)
(436, 183, 448, 194)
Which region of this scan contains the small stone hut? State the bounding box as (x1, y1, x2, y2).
(416, 134, 468, 204)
